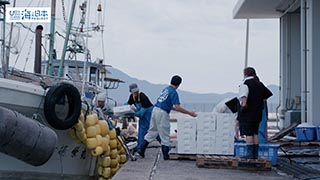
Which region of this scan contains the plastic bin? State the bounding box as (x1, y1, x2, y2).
(234, 143, 279, 166)
(258, 144, 279, 166)
(316, 127, 320, 141)
(295, 127, 316, 141)
(234, 143, 247, 157)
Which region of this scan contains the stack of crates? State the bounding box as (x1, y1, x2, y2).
(176, 112, 236, 155)
(196, 113, 216, 154)
(177, 118, 197, 154)
(215, 113, 235, 155)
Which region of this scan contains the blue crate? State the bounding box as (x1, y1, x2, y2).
(258, 144, 279, 166)
(316, 127, 320, 141)
(295, 127, 316, 141)
(234, 143, 247, 157)
(234, 143, 279, 166)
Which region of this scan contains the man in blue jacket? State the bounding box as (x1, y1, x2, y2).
(138, 75, 197, 160)
(127, 83, 156, 152)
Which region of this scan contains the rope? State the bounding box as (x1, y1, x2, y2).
(41, 43, 50, 59)
(149, 148, 161, 180)
(23, 37, 34, 71)
(61, 0, 68, 24)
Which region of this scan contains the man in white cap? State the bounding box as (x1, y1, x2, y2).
(95, 92, 112, 118)
(96, 93, 107, 109)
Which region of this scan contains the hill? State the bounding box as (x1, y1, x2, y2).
(106, 68, 279, 112)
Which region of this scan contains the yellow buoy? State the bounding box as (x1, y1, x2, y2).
(119, 147, 126, 155)
(109, 129, 117, 139)
(97, 166, 103, 176)
(96, 135, 103, 146)
(77, 131, 87, 142)
(110, 158, 119, 168)
(92, 146, 103, 156)
(86, 126, 97, 138)
(111, 164, 119, 176)
(102, 156, 111, 167)
(74, 121, 84, 132)
(99, 120, 109, 136)
(102, 167, 111, 178)
(110, 149, 118, 159)
(119, 154, 127, 163)
(104, 145, 111, 156)
(101, 136, 110, 151)
(86, 114, 98, 126)
(117, 141, 123, 150)
(86, 137, 98, 149)
(109, 139, 117, 149)
(95, 124, 101, 135)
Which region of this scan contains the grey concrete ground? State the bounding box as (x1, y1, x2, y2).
(113, 147, 294, 180)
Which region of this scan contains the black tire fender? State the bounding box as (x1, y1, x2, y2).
(44, 83, 81, 130)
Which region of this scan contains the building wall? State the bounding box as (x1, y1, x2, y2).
(306, 0, 320, 126)
(280, 13, 302, 127)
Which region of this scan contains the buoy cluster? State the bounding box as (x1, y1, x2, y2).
(68, 113, 127, 179)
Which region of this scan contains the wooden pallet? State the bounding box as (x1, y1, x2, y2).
(169, 149, 197, 160)
(196, 155, 272, 171)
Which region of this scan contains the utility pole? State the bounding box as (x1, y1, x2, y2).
(244, 19, 250, 68)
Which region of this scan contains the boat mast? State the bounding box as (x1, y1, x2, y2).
(5, 0, 15, 75)
(0, 0, 9, 78)
(58, 0, 77, 77)
(81, 1, 89, 96)
(48, 0, 56, 76)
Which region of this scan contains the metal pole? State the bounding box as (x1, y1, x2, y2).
(301, 0, 307, 123)
(81, 1, 90, 96)
(34, 25, 43, 74)
(58, 0, 77, 77)
(1, 3, 7, 78)
(48, 0, 56, 76)
(244, 19, 250, 68)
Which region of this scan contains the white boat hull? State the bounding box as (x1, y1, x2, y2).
(0, 78, 45, 118)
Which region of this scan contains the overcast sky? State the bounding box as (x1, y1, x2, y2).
(7, 0, 279, 94)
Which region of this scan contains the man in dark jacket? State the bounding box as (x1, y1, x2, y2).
(237, 67, 272, 159)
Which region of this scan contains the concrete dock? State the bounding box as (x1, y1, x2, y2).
(113, 147, 293, 180)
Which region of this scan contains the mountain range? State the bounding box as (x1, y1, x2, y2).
(106, 68, 279, 112)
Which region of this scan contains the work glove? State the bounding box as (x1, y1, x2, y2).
(134, 107, 146, 118)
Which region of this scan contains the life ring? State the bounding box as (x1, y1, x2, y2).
(44, 83, 81, 130)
